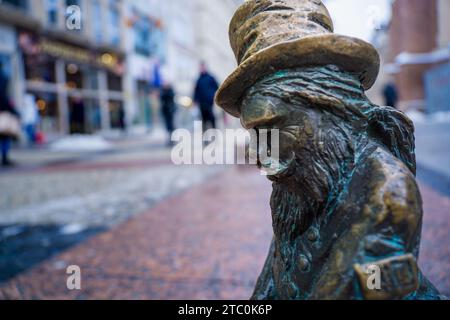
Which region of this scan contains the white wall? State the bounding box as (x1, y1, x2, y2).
(194, 0, 241, 82)
(438, 0, 450, 49)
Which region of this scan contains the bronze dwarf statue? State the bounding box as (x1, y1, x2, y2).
(216, 0, 442, 300)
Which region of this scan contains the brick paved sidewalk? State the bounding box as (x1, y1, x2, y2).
(0, 167, 448, 299)
(418, 183, 450, 296)
(0, 167, 273, 300)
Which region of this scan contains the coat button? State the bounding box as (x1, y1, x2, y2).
(307, 228, 319, 242)
(298, 255, 310, 272)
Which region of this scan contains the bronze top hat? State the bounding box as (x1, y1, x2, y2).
(215, 0, 381, 117)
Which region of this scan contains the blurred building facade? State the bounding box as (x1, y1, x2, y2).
(157, 0, 241, 129)
(193, 0, 241, 83)
(0, 0, 126, 137)
(386, 0, 450, 113)
(425, 0, 450, 114)
(0, 0, 241, 138)
(122, 0, 166, 132)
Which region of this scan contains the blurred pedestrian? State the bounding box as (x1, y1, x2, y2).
(0, 130, 13, 166)
(22, 94, 39, 145)
(0, 62, 8, 101)
(0, 104, 21, 167)
(118, 106, 126, 132)
(160, 82, 177, 145)
(194, 62, 219, 130)
(383, 82, 399, 109)
(0, 64, 20, 166)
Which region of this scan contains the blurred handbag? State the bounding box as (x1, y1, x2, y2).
(0, 111, 21, 139)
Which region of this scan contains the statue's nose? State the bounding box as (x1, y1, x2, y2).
(240, 98, 282, 129)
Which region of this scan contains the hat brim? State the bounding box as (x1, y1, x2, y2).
(215, 34, 380, 118)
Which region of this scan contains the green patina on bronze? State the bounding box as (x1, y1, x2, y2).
(216, 0, 443, 300)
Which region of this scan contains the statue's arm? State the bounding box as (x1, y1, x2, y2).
(310, 171, 423, 300)
(351, 175, 424, 300)
(251, 238, 278, 300)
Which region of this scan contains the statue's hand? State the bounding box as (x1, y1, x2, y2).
(354, 254, 419, 300)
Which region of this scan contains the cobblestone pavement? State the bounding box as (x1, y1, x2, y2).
(0, 132, 449, 299)
(0, 166, 273, 300)
(0, 147, 224, 281)
(418, 182, 450, 296)
(415, 123, 450, 180)
(0, 163, 449, 299)
(0, 157, 221, 228)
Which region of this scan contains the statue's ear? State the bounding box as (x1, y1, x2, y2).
(367, 119, 387, 146)
(366, 108, 416, 175)
(366, 118, 401, 164)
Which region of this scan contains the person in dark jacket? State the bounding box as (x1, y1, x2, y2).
(0, 101, 17, 166)
(0, 62, 8, 101)
(383, 82, 399, 109)
(0, 62, 19, 167)
(194, 63, 219, 130)
(160, 83, 177, 145)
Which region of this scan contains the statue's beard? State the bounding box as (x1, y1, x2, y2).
(269, 128, 356, 244)
(271, 181, 319, 244)
(270, 156, 331, 243)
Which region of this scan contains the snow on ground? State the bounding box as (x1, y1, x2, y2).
(407, 111, 428, 124)
(407, 111, 450, 125)
(431, 112, 450, 124)
(49, 135, 113, 152)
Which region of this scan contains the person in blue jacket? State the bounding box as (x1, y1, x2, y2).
(193, 63, 219, 130)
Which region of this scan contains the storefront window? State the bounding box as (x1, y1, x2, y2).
(2, 0, 28, 10)
(152, 27, 167, 64)
(65, 63, 83, 89)
(65, 0, 79, 7)
(84, 69, 99, 90)
(68, 97, 101, 134)
(136, 80, 152, 127)
(107, 72, 122, 92)
(109, 100, 125, 130)
(84, 99, 102, 133)
(46, 0, 58, 26)
(132, 11, 165, 60)
(68, 96, 85, 134)
(92, 0, 103, 43)
(24, 56, 56, 83)
(32, 92, 59, 133)
(134, 14, 151, 56)
(108, 0, 121, 47)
